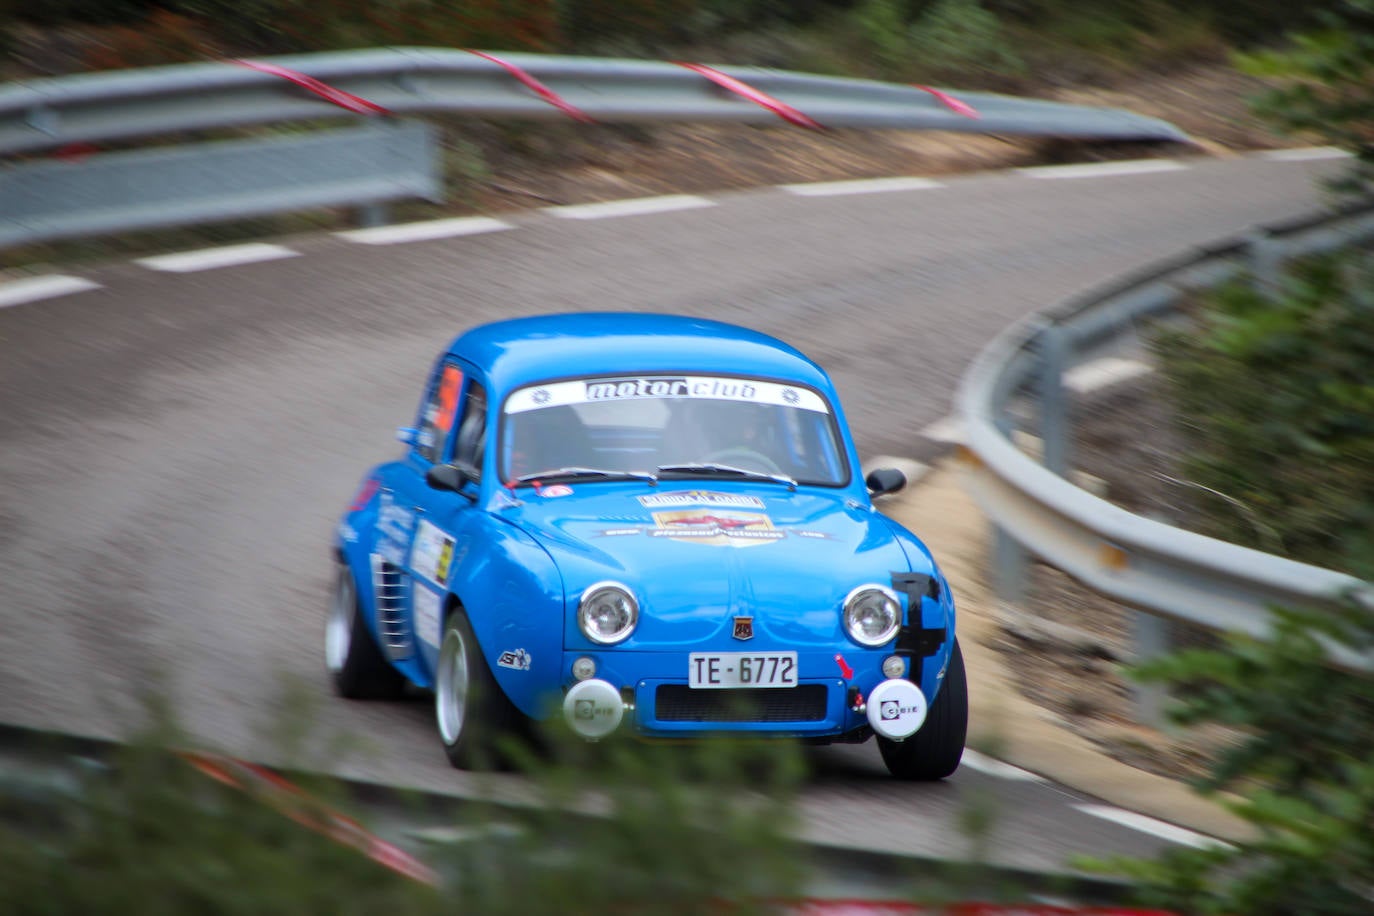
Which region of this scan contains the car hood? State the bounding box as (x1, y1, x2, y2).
(501, 485, 925, 648)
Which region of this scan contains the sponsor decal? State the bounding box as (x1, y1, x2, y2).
(540, 484, 573, 498)
(638, 490, 764, 510)
(732, 616, 754, 640)
(348, 477, 381, 512)
(497, 648, 532, 671)
(880, 699, 924, 721)
(574, 699, 617, 721)
(376, 491, 415, 543)
(598, 527, 643, 537)
(414, 587, 442, 649)
(377, 539, 406, 567)
(410, 520, 457, 587)
(649, 510, 783, 547)
(585, 377, 756, 402)
(505, 377, 830, 414)
(337, 522, 359, 544)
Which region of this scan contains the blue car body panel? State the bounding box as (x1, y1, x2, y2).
(333, 312, 957, 738)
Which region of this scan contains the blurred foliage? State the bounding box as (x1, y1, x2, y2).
(1091, 592, 1374, 915)
(0, 698, 815, 914)
(1155, 249, 1374, 575)
(1235, 0, 1374, 197)
(0, 0, 1349, 78)
(856, 0, 1023, 82)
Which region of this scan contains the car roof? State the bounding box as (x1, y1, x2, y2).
(446, 312, 834, 394)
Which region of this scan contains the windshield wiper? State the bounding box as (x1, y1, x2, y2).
(656, 463, 797, 489)
(512, 467, 658, 485)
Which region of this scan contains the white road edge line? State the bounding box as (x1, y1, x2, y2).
(335, 216, 515, 245)
(135, 243, 300, 273)
(1018, 160, 1188, 180)
(920, 416, 965, 445)
(1260, 146, 1352, 162)
(0, 275, 102, 309)
(543, 195, 715, 220)
(1064, 357, 1153, 394)
(960, 749, 1048, 783)
(781, 177, 943, 197)
(1074, 804, 1231, 849)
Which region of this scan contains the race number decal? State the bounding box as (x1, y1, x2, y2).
(410, 520, 456, 587)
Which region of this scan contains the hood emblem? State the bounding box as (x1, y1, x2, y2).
(732, 616, 754, 640)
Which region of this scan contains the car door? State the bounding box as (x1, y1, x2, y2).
(391, 360, 488, 682)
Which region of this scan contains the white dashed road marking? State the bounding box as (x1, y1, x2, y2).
(781, 177, 943, 197)
(135, 243, 300, 273)
(1064, 357, 1152, 393)
(919, 415, 965, 445)
(0, 275, 102, 309)
(1018, 160, 1188, 180)
(543, 195, 715, 220)
(336, 216, 514, 245)
(960, 749, 1047, 783)
(1074, 805, 1230, 849)
(1261, 146, 1352, 162)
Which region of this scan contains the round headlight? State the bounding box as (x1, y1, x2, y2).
(843, 585, 901, 647)
(578, 582, 639, 645)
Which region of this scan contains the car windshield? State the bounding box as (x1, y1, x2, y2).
(500, 375, 849, 486)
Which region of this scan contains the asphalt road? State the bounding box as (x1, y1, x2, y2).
(0, 151, 1345, 874)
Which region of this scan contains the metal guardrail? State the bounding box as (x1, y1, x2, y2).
(958, 203, 1374, 687)
(0, 47, 1188, 250)
(0, 47, 1188, 155)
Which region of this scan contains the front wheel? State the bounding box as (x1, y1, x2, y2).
(435, 609, 517, 770)
(878, 639, 968, 780)
(325, 560, 404, 700)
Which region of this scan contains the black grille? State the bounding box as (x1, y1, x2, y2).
(654, 685, 828, 723)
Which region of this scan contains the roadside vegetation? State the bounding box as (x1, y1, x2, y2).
(0, 0, 1339, 85)
(1091, 3, 1374, 910)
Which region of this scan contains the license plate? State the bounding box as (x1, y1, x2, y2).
(689, 652, 798, 688)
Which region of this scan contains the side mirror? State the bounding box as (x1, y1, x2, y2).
(426, 463, 470, 494)
(865, 467, 907, 497)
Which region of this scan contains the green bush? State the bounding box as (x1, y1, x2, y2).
(1235, 0, 1374, 197)
(856, 0, 1023, 81)
(1094, 593, 1374, 915)
(1156, 249, 1374, 574)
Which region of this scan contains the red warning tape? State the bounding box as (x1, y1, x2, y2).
(232, 59, 392, 116)
(465, 49, 595, 123)
(913, 85, 980, 119)
(182, 751, 439, 887)
(675, 62, 824, 130)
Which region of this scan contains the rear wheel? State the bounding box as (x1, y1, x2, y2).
(878, 639, 968, 781)
(435, 609, 518, 770)
(325, 560, 404, 699)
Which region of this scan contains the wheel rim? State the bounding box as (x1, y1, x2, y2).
(325, 565, 354, 674)
(436, 624, 470, 745)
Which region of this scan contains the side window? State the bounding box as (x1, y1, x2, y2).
(453, 381, 488, 478)
(417, 362, 463, 464)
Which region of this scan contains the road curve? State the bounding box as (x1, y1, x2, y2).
(0, 151, 1345, 873)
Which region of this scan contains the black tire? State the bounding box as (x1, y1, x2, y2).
(878, 638, 968, 781)
(434, 609, 519, 770)
(325, 560, 405, 700)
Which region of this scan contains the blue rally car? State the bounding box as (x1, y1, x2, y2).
(327, 313, 966, 779)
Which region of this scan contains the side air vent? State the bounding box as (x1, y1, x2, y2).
(369, 554, 411, 662)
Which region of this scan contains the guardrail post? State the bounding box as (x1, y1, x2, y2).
(1130, 611, 1170, 729)
(357, 203, 390, 228)
(1246, 228, 1283, 295)
(1038, 325, 1070, 476)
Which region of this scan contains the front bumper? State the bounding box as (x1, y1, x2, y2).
(560, 648, 918, 740)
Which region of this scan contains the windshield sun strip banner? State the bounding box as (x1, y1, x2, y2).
(505, 376, 830, 414)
